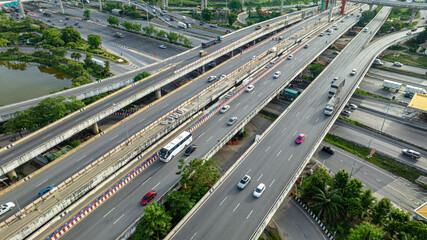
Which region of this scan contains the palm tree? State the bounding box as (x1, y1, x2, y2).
(310, 184, 345, 224)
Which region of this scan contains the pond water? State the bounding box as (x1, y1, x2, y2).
(0, 60, 73, 106)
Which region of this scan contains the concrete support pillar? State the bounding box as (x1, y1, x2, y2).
(98, 0, 102, 11)
(230, 50, 234, 57)
(340, 0, 346, 14)
(327, 0, 334, 22)
(59, 0, 65, 14)
(302, 10, 305, 19)
(201, 0, 204, 10)
(276, 93, 281, 99)
(281, 0, 283, 14)
(241, 126, 245, 133)
(155, 89, 162, 99)
(369, 4, 373, 12)
(201, 65, 205, 74)
(409, 9, 417, 25)
(7, 170, 17, 180)
(17, 0, 26, 18)
(92, 122, 100, 134)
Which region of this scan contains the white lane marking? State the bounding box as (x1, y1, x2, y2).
(76, 155, 87, 162)
(296, 112, 300, 116)
(184, 157, 190, 162)
(246, 210, 253, 219)
(264, 81, 268, 85)
(153, 182, 160, 189)
(282, 127, 287, 133)
(306, 114, 310, 119)
(257, 174, 263, 181)
(113, 214, 125, 224)
(103, 207, 115, 218)
(293, 131, 297, 136)
(233, 203, 240, 212)
(218, 116, 224, 121)
(337, 150, 395, 178)
(111, 135, 119, 140)
(244, 105, 248, 109)
(190, 232, 197, 240)
(340, 159, 343, 162)
(207, 136, 213, 142)
(246, 168, 252, 175)
(376, 179, 381, 182)
(236, 103, 241, 107)
(220, 197, 227, 206)
(197, 132, 205, 139)
(288, 154, 293, 161)
(308, 98, 311, 103)
(363, 172, 367, 175)
(265, 146, 271, 152)
(316, 117, 319, 123)
(138, 118, 146, 123)
(269, 179, 276, 187)
(291, 201, 328, 240)
(35, 179, 49, 188)
(277, 150, 282, 157)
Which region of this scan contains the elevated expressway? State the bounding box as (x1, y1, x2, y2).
(33, 6, 369, 240)
(167, 6, 420, 240)
(0, 7, 343, 239)
(0, 7, 321, 177)
(349, 0, 427, 10)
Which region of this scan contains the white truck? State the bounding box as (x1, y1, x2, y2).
(383, 80, 402, 91)
(405, 85, 427, 94)
(177, 22, 187, 29)
(324, 97, 340, 116)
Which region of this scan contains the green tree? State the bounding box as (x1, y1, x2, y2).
(384, 208, 410, 238)
(308, 63, 325, 78)
(67, 61, 85, 76)
(60, 27, 81, 44)
(333, 169, 349, 190)
(42, 28, 65, 46)
(177, 33, 185, 43)
(360, 189, 376, 214)
(342, 178, 364, 200)
(107, 15, 120, 27)
(134, 71, 151, 81)
(228, 13, 238, 26)
(50, 48, 67, 58)
(132, 23, 141, 32)
(0, 38, 9, 47)
(157, 30, 167, 39)
(229, 0, 243, 12)
(132, 202, 172, 240)
(87, 34, 102, 49)
(164, 190, 195, 224)
(416, 27, 427, 44)
(372, 198, 392, 225)
(176, 158, 220, 201)
(348, 222, 386, 240)
(345, 197, 363, 218)
(310, 184, 345, 224)
(70, 52, 82, 61)
(142, 24, 156, 36)
(84, 53, 93, 66)
(399, 221, 427, 239)
(121, 21, 133, 31)
(73, 75, 92, 86)
(201, 8, 212, 21)
(167, 31, 179, 43)
(301, 168, 333, 201)
(83, 9, 91, 20)
(183, 38, 192, 47)
(102, 61, 110, 76)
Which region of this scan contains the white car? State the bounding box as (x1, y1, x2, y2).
(220, 105, 230, 113)
(350, 69, 357, 76)
(393, 62, 403, 67)
(207, 76, 217, 82)
(0, 202, 15, 216)
(273, 71, 281, 79)
(402, 149, 421, 159)
(237, 175, 251, 189)
(287, 55, 293, 60)
(220, 74, 227, 80)
(253, 183, 266, 198)
(246, 85, 254, 92)
(348, 103, 358, 110)
(251, 55, 257, 60)
(319, 32, 324, 37)
(332, 77, 338, 83)
(159, 45, 166, 49)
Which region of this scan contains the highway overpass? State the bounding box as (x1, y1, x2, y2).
(349, 0, 427, 10)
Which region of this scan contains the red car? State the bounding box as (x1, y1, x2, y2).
(295, 134, 306, 144)
(140, 190, 157, 205)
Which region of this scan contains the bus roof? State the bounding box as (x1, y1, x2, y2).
(162, 131, 191, 151)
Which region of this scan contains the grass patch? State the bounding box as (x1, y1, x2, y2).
(354, 89, 390, 101)
(383, 53, 427, 68)
(324, 134, 427, 188)
(338, 117, 366, 128)
(260, 110, 279, 121)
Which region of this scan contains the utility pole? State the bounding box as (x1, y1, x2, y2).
(17, 0, 26, 18)
(98, 0, 102, 11)
(59, 0, 64, 14)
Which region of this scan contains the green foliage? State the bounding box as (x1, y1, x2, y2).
(371, 198, 392, 225)
(108, 15, 120, 27)
(360, 189, 376, 213)
(167, 31, 179, 43)
(124, 5, 141, 18)
(69, 140, 81, 148)
(176, 158, 220, 201)
(142, 24, 156, 36)
(357, 8, 381, 27)
(229, 0, 243, 12)
(50, 48, 67, 58)
(132, 202, 172, 240)
(384, 208, 410, 237)
(310, 184, 345, 224)
(0, 38, 9, 47)
(83, 9, 91, 20)
(84, 53, 92, 65)
(134, 71, 151, 82)
(87, 34, 102, 49)
(60, 27, 81, 45)
(201, 8, 212, 21)
(301, 168, 333, 202)
(308, 63, 324, 78)
(416, 28, 427, 44)
(399, 221, 427, 239)
(42, 28, 65, 46)
(348, 222, 386, 240)
(333, 169, 349, 190)
(228, 13, 238, 26)
(163, 190, 195, 224)
(70, 52, 82, 61)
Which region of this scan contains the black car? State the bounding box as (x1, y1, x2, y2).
(404, 92, 414, 98)
(184, 145, 197, 156)
(341, 110, 351, 117)
(322, 146, 335, 155)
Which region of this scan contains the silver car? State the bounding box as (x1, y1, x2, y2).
(227, 116, 237, 126)
(237, 175, 251, 189)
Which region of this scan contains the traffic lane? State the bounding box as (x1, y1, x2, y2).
(349, 97, 405, 118)
(329, 124, 427, 170)
(382, 60, 427, 75)
(368, 68, 427, 89)
(171, 8, 393, 239)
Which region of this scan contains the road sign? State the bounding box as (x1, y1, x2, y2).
(4, 3, 11, 7)
(12, 2, 19, 7)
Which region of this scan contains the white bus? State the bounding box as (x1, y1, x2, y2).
(159, 131, 192, 162)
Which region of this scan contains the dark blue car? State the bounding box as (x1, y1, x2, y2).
(38, 186, 54, 197)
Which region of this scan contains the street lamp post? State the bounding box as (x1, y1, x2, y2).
(0, 179, 21, 211)
(380, 103, 390, 135)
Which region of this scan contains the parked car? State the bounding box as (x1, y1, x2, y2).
(0, 202, 15, 216)
(402, 149, 421, 159)
(246, 85, 254, 92)
(159, 44, 166, 49)
(411, 27, 417, 32)
(253, 183, 266, 198)
(295, 133, 306, 144)
(184, 145, 197, 156)
(332, 51, 339, 55)
(273, 71, 281, 79)
(140, 190, 157, 205)
(237, 175, 251, 189)
(220, 105, 230, 113)
(207, 76, 217, 82)
(38, 186, 54, 197)
(404, 92, 414, 98)
(227, 116, 237, 126)
(322, 146, 335, 154)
